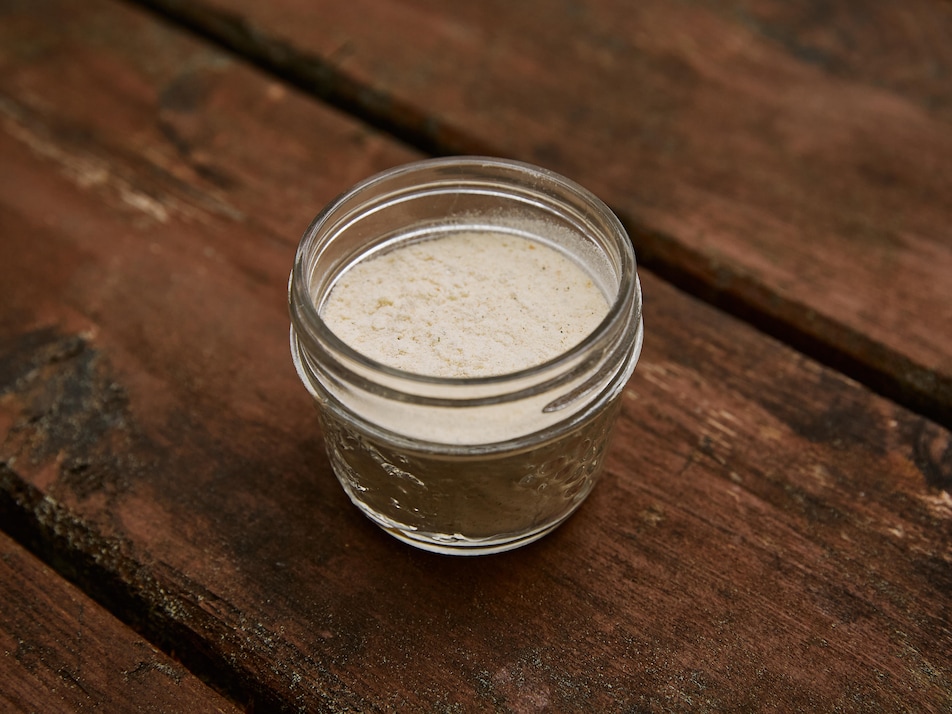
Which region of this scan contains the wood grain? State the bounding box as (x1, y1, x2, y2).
(133, 0, 952, 425)
(0, 531, 236, 713)
(0, 0, 950, 711)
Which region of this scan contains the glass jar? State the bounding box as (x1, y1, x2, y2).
(289, 157, 643, 555)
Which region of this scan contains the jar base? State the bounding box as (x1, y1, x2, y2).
(359, 502, 585, 556)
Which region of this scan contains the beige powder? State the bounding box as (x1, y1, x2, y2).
(320, 231, 609, 377)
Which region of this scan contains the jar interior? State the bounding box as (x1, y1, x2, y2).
(304, 182, 625, 328)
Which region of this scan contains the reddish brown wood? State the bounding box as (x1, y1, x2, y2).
(141, 0, 952, 424)
(0, 532, 237, 713)
(0, 0, 950, 711)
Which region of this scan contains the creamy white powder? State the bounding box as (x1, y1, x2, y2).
(320, 231, 609, 377)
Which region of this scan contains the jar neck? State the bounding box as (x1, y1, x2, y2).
(287, 156, 643, 445)
(289, 309, 643, 450)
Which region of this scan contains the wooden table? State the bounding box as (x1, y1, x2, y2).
(2, 0, 950, 711)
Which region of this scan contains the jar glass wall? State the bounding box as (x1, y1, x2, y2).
(289, 157, 643, 555)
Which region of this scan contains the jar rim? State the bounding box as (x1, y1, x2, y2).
(289, 156, 640, 389)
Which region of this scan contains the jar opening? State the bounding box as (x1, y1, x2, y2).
(290, 156, 640, 392)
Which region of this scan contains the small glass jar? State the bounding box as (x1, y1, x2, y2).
(289, 157, 643, 555)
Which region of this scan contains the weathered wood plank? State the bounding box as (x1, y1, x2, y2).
(0, 0, 950, 711)
(0, 531, 237, 713)
(133, 0, 952, 425)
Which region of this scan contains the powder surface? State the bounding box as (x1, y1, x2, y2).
(320, 231, 609, 377)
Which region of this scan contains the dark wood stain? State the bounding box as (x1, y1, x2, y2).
(914, 421, 952, 492)
(0, 330, 160, 508)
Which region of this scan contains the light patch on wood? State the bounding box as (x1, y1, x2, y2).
(919, 489, 952, 521)
(0, 98, 235, 225)
(706, 414, 738, 439)
(119, 186, 169, 223)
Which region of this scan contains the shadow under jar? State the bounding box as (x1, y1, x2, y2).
(289, 157, 643, 555)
